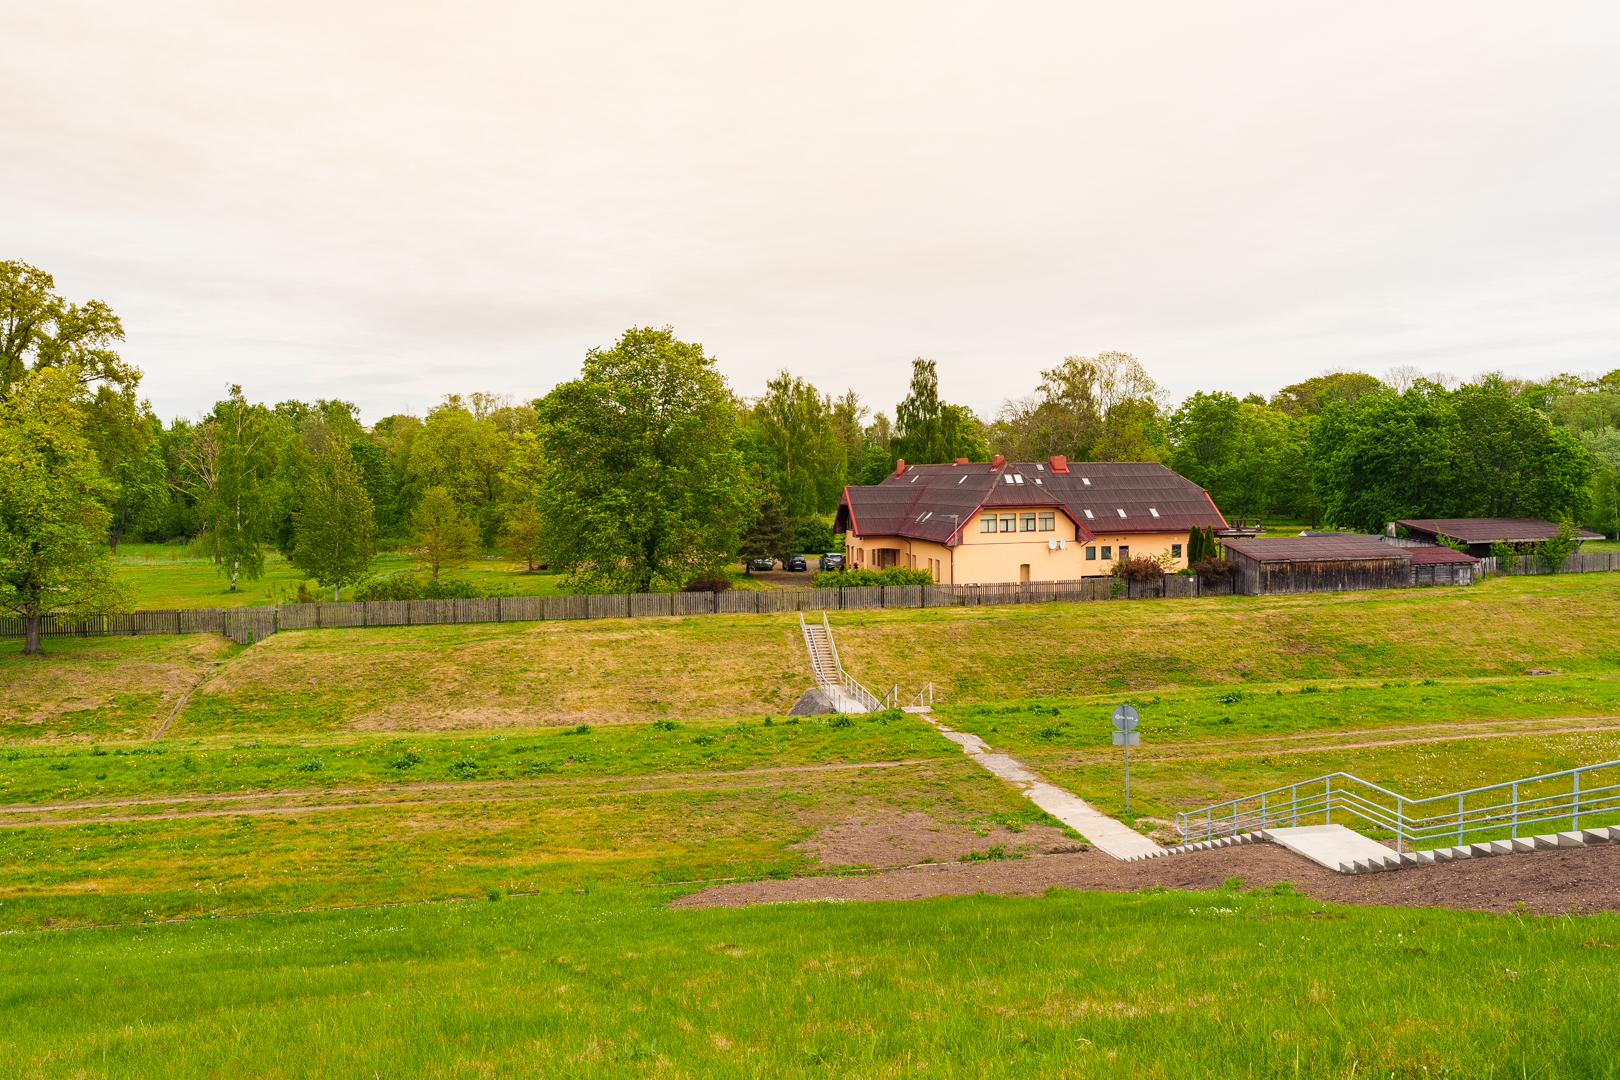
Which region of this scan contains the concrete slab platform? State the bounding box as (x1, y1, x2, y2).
(1257, 825, 1398, 874)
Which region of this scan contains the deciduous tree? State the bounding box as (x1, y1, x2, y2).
(289, 440, 377, 600)
(535, 326, 754, 593)
(413, 486, 478, 580)
(0, 368, 129, 653)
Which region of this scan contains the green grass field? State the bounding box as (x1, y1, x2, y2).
(4, 573, 1620, 1074)
(112, 544, 568, 608)
(2, 885, 1615, 1079)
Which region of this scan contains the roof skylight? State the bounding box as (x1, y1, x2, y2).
(1081, 477, 1091, 486)
(1083, 509, 1094, 519)
(1116, 509, 1127, 518)
(1149, 508, 1160, 518)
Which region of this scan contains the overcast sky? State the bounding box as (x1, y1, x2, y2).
(6, 2, 1619, 425)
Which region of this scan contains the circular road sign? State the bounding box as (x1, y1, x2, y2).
(1111, 704, 1140, 731)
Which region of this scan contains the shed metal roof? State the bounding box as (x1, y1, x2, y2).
(1394, 518, 1603, 543)
(1222, 536, 1410, 563)
(1404, 544, 1479, 565)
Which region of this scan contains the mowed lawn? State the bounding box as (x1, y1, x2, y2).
(109, 545, 566, 609)
(1, 885, 1615, 1079)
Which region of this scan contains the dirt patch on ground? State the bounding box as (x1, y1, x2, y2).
(673, 841, 1620, 915)
(792, 811, 1080, 867)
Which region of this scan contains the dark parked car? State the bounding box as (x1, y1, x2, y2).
(785, 555, 807, 572)
(818, 553, 845, 571)
(747, 555, 775, 572)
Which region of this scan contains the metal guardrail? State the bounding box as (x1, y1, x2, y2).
(1177, 759, 1620, 853)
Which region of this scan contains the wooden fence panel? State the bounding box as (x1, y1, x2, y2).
(277, 604, 319, 629)
(755, 590, 798, 613)
(140, 610, 181, 635)
(457, 598, 501, 623)
(673, 592, 714, 616)
(500, 596, 544, 622)
(367, 601, 410, 626)
(882, 585, 923, 609)
(179, 608, 224, 634)
(921, 584, 960, 608)
(587, 594, 630, 619)
(1162, 575, 1196, 599)
(544, 595, 588, 620)
(841, 586, 881, 610)
(715, 591, 759, 614)
(808, 588, 843, 610)
(224, 607, 277, 645)
(410, 599, 457, 625)
(320, 602, 367, 628)
(630, 593, 673, 618)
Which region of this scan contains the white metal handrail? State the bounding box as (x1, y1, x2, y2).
(1177, 759, 1620, 853)
(798, 613, 882, 713)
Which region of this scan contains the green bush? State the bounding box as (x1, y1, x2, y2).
(352, 573, 510, 602)
(811, 567, 933, 587)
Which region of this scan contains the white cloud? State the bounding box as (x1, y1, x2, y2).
(4, 1, 1618, 421)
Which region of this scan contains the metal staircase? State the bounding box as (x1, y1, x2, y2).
(1175, 759, 1620, 853)
(799, 613, 883, 713)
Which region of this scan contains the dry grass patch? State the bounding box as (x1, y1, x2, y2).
(0, 635, 235, 741)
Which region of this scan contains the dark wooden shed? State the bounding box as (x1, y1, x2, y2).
(1222, 537, 1411, 595)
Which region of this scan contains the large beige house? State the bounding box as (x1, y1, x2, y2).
(833, 455, 1229, 584)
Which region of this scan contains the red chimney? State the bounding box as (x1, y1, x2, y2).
(894, 459, 906, 477)
(991, 454, 1005, 469)
(954, 457, 969, 465)
(1049, 455, 1069, 473)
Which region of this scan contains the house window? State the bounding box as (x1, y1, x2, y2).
(1020, 513, 1036, 532)
(1085, 546, 1097, 560)
(1101, 546, 1111, 559)
(979, 515, 996, 533)
(999, 514, 1016, 533)
(1038, 512, 1055, 531)
(1172, 543, 1182, 559)
(1119, 545, 1129, 561)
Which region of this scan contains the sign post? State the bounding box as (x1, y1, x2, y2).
(1111, 704, 1141, 813)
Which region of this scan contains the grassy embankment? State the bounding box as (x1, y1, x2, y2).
(1, 573, 1618, 928)
(1, 885, 1615, 1078)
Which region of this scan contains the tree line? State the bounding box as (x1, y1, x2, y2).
(3, 258, 1615, 650)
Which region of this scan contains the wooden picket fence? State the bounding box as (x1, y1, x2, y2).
(3, 551, 1611, 645)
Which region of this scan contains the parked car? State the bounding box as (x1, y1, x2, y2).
(785, 554, 807, 572)
(748, 555, 775, 572)
(819, 553, 845, 571)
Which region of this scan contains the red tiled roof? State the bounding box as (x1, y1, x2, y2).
(1221, 536, 1410, 563)
(1395, 518, 1603, 543)
(834, 460, 1227, 546)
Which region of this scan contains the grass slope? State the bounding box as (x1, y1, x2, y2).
(174, 573, 1620, 732)
(2, 886, 1615, 1078)
(7, 574, 1617, 735)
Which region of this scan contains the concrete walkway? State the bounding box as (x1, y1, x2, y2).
(927, 719, 1162, 861)
(1257, 825, 1398, 873)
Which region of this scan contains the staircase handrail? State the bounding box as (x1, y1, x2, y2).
(798, 613, 883, 713)
(1177, 759, 1620, 853)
